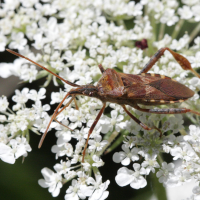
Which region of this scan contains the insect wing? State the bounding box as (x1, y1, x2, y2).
(120, 73, 194, 101)
(149, 79, 194, 99)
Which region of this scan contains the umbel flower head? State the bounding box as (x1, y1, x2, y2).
(0, 0, 200, 200)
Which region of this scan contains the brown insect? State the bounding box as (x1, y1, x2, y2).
(6, 47, 200, 162)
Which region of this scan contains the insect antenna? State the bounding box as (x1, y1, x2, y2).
(6, 49, 81, 87)
(6, 49, 81, 148)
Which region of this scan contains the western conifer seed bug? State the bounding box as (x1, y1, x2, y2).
(6, 47, 200, 162)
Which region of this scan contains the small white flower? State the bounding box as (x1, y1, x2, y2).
(168, 134, 184, 146)
(32, 33, 47, 50)
(85, 35, 101, 49)
(32, 100, 50, 119)
(100, 110, 124, 133)
(81, 175, 110, 200)
(12, 88, 29, 107)
(69, 110, 86, 129)
(163, 115, 184, 134)
(92, 155, 104, 168)
(65, 179, 86, 200)
(113, 144, 139, 166)
(142, 154, 160, 174)
(184, 125, 200, 143)
(160, 9, 179, 26)
(102, 56, 117, 69)
(153, 34, 172, 49)
(122, 119, 141, 135)
(34, 113, 57, 133)
(123, 136, 139, 149)
(88, 135, 108, 152)
(0, 33, 7, 52)
(170, 145, 195, 161)
(0, 62, 14, 78)
(115, 163, 147, 189)
(28, 88, 46, 102)
(51, 143, 73, 159)
(189, 51, 200, 68)
(0, 96, 9, 112)
(50, 89, 67, 105)
(9, 137, 31, 159)
(20, 64, 38, 83)
(192, 5, 200, 21)
(55, 129, 72, 146)
(38, 167, 62, 197)
(54, 160, 71, 175)
(166, 168, 191, 187)
(178, 5, 193, 20)
(156, 162, 174, 184)
(26, 22, 40, 40)
(193, 36, 200, 49)
(50, 60, 64, 71)
(0, 143, 15, 164)
(9, 32, 27, 50)
(170, 34, 190, 50)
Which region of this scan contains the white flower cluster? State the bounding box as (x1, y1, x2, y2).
(113, 125, 200, 192)
(0, 0, 200, 199)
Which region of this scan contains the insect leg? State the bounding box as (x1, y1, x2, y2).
(98, 64, 105, 74)
(122, 105, 151, 130)
(54, 95, 75, 118)
(38, 93, 71, 148)
(134, 104, 200, 115)
(53, 95, 76, 131)
(82, 103, 106, 162)
(74, 98, 79, 110)
(139, 47, 200, 78)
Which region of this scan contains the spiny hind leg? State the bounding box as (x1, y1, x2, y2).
(139, 47, 200, 78)
(133, 104, 200, 115)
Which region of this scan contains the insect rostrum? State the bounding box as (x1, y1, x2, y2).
(6, 47, 200, 162)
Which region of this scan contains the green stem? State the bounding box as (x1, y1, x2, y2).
(158, 23, 165, 41)
(157, 154, 163, 166)
(188, 23, 200, 44)
(148, 13, 157, 56)
(43, 74, 52, 87)
(7, 107, 15, 114)
(150, 172, 168, 200)
(150, 14, 157, 42)
(116, 19, 126, 29)
(92, 166, 100, 179)
(171, 19, 184, 39)
(100, 131, 120, 155)
(104, 130, 130, 154)
(144, 5, 148, 16)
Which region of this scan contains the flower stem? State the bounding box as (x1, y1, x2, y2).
(188, 23, 200, 44)
(101, 131, 120, 155)
(157, 154, 163, 166)
(150, 172, 168, 200)
(158, 23, 165, 41)
(7, 107, 15, 114)
(171, 19, 184, 39)
(92, 166, 100, 179)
